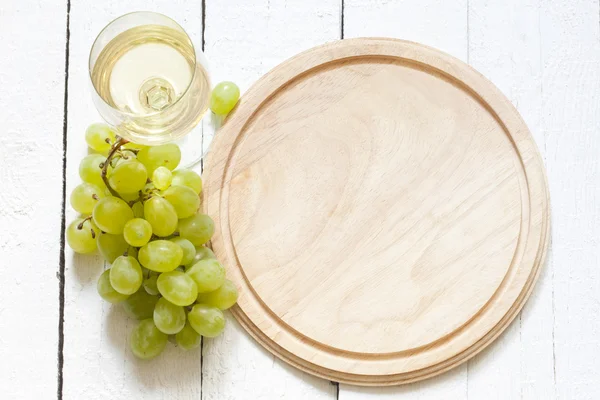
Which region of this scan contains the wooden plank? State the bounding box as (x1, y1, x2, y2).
(0, 1, 66, 398)
(201, 1, 339, 398)
(341, 366, 467, 400)
(339, 0, 467, 397)
(343, 0, 468, 60)
(62, 2, 203, 399)
(540, 0, 600, 399)
(466, 1, 556, 399)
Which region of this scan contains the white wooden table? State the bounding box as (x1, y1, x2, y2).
(2, 0, 599, 399)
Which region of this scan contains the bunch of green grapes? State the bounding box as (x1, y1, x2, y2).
(67, 83, 240, 359)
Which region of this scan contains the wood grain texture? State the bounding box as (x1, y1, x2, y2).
(540, 0, 600, 399)
(204, 38, 550, 385)
(467, 1, 556, 399)
(0, 1, 66, 397)
(62, 2, 203, 399)
(201, 1, 339, 399)
(340, 1, 469, 396)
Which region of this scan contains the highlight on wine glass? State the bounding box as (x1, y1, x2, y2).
(88, 11, 211, 147)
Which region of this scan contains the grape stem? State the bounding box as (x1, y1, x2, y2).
(76, 215, 93, 229)
(101, 136, 129, 197)
(76, 216, 96, 239)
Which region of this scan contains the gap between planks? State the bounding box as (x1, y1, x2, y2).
(340, 0, 345, 39)
(57, 0, 72, 399)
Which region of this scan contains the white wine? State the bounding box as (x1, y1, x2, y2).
(91, 24, 210, 144)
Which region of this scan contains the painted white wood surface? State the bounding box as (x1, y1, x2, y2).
(62, 1, 204, 399)
(200, 1, 339, 399)
(540, 1, 600, 399)
(2, 0, 600, 399)
(0, 0, 66, 398)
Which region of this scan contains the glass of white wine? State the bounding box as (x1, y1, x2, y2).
(89, 12, 211, 165)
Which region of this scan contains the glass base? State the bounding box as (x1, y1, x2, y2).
(176, 112, 224, 172)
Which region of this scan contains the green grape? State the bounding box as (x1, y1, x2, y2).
(116, 150, 137, 164)
(162, 185, 200, 219)
(143, 182, 156, 193)
(123, 289, 158, 320)
(132, 202, 144, 218)
(85, 123, 115, 154)
(210, 81, 240, 116)
(185, 246, 216, 269)
(137, 143, 181, 175)
(97, 269, 129, 303)
(153, 297, 186, 334)
(188, 304, 225, 337)
(109, 256, 143, 295)
(70, 183, 105, 214)
(138, 240, 183, 272)
(186, 259, 225, 293)
(122, 142, 147, 151)
(79, 154, 107, 188)
(66, 218, 98, 254)
(123, 218, 152, 247)
(108, 160, 148, 194)
(130, 319, 167, 360)
(169, 238, 196, 266)
(171, 170, 202, 194)
(179, 213, 214, 246)
(157, 270, 198, 306)
(196, 246, 216, 259)
(152, 166, 172, 190)
(96, 232, 129, 263)
(127, 245, 138, 259)
(143, 272, 160, 295)
(144, 196, 178, 237)
(175, 322, 201, 350)
(196, 279, 238, 310)
(92, 196, 133, 234)
(117, 191, 140, 202)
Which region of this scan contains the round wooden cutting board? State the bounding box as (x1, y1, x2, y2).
(203, 38, 550, 386)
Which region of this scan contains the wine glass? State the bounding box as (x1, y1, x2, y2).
(89, 11, 211, 166)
